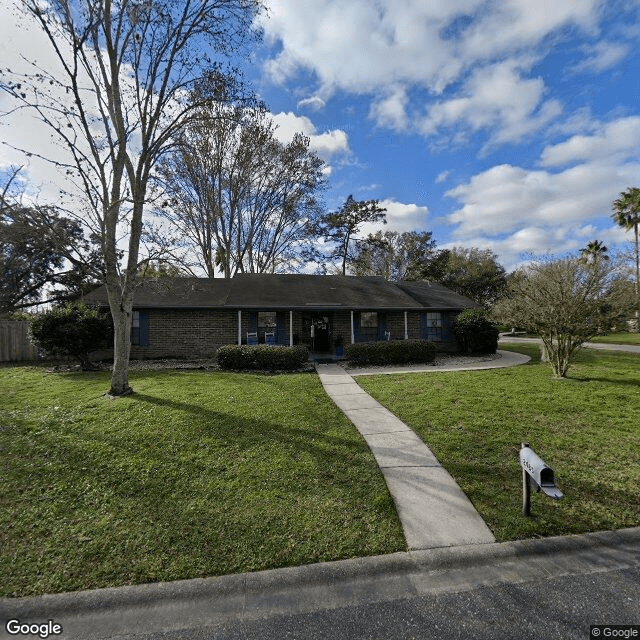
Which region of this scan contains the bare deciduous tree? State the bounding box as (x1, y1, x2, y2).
(349, 230, 436, 282)
(1, 0, 262, 395)
(158, 104, 327, 277)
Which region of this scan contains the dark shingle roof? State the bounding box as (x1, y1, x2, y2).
(225, 274, 421, 309)
(396, 280, 477, 309)
(83, 278, 232, 308)
(84, 275, 477, 311)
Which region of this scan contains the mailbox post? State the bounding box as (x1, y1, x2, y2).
(519, 442, 563, 516)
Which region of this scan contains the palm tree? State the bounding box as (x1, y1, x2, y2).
(612, 188, 640, 330)
(580, 240, 609, 265)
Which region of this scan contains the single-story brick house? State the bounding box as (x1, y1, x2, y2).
(84, 274, 477, 359)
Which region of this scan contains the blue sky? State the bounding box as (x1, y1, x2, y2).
(2, 0, 640, 272)
(244, 0, 640, 269)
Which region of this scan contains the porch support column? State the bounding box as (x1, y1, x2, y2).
(237, 310, 242, 345)
(404, 311, 408, 340)
(289, 310, 293, 346)
(350, 310, 355, 344)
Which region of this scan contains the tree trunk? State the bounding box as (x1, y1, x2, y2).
(109, 297, 134, 396)
(105, 278, 134, 396)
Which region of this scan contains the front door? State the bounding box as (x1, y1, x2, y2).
(311, 316, 330, 351)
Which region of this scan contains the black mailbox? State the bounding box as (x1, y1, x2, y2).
(519, 443, 563, 516)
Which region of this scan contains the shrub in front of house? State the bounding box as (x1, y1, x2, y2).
(345, 340, 435, 367)
(29, 302, 113, 370)
(452, 308, 499, 354)
(216, 344, 309, 371)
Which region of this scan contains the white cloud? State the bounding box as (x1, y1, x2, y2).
(369, 85, 409, 131)
(297, 96, 326, 111)
(270, 111, 351, 163)
(435, 170, 451, 184)
(259, 0, 602, 143)
(0, 2, 96, 208)
(259, 0, 468, 96)
(444, 116, 640, 269)
(540, 116, 640, 167)
(447, 160, 640, 238)
(357, 199, 429, 238)
(573, 40, 630, 74)
(458, 0, 600, 60)
(419, 60, 562, 146)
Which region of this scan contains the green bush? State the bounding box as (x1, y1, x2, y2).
(452, 308, 499, 354)
(216, 344, 309, 371)
(345, 340, 435, 367)
(29, 302, 113, 369)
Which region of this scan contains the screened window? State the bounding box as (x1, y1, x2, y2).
(425, 312, 442, 341)
(358, 311, 379, 341)
(360, 312, 378, 328)
(258, 311, 277, 342)
(131, 310, 140, 345)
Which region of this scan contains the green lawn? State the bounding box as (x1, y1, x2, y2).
(589, 332, 640, 346)
(1, 368, 405, 597)
(356, 344, 640, 542)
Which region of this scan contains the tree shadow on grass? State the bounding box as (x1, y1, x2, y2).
(130, 391, 374, 468)
(567, 375, 640, 388)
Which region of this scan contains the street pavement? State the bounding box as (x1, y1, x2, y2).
(499, 335, 640, 354)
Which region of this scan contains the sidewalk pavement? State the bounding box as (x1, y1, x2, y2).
(315, 350, 530, 550)
(2, 528, 638, 640)
(343, 348, 530, 376)
(316, 362, 508, 551)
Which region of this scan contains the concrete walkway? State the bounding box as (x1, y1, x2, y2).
(344, 348, 530, 376)
(315, 358, 505, 550)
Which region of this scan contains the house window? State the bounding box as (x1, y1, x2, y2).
(131, 310, 140, 345)
(360, 312, 378, 328)
(425, 312, 442, 341)
(258, 311, 277, 342)
(359, 311, 378, 341)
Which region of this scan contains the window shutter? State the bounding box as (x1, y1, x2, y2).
(276, 311, 286, 345)
(139, 311, 150, 347)
(420, 312, 428, 340)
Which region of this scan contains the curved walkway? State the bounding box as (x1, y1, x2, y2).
(315, 350, 530, 551)
(344, 348, 530, 376)
(323, 343, 635, 549)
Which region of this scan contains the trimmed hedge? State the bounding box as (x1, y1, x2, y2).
(216, 344, 309, 371)
(452, 308, 499, 355)
(345, 340, 435, 367)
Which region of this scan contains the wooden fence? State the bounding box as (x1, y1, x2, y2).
(0, 321, 38, 362)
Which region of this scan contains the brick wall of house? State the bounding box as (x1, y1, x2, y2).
(331, 310, 352, 346)
(407, 311, 422, 340)
(119, 307, 462, 360)
(130, 309, 238, 359)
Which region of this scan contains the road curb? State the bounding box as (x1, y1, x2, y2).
(3, 527, 639, 620)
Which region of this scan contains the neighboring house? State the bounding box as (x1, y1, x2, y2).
(83, 274, 477, 359)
